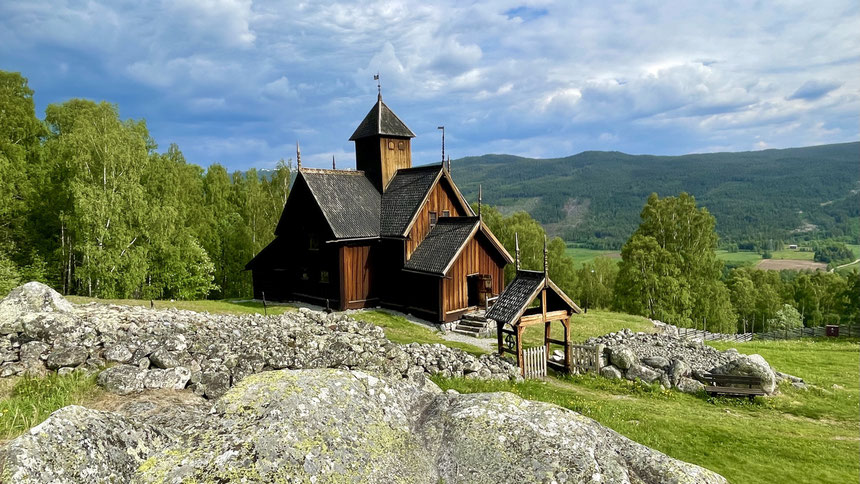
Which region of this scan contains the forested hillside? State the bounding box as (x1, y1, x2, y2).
(0, 71, 290, 300)
(452, 144, 860, 249)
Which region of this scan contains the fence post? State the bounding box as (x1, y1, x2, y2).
(262, 292, 268, 316)
(594, 344, 604, 373)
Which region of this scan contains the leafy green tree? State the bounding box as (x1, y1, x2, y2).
(479, 206, 578, 298)
(43, 100, 152, 297)
(615, 193, 735, 331)
(766, 304, 803, 332)
(728, 269, 756, 332)
(0, 71, 45, 266)
(576, 256, 618, 310)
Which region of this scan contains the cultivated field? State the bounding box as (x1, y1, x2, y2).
(564, 246, 620, 267)
(756, 259, 828, 271)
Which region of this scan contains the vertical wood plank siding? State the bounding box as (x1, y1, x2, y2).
(441, 235, 505, 316)
(406, 181, 468, 258)
(339, 245, 374, 309)
(379, 137, 411, 190)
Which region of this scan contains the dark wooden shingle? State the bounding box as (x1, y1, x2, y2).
(403, 217, 479, 275)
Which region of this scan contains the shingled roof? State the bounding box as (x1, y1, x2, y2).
(486, 270, 581, 325)
(403, 217, 480, 275)
(485, 270, 545, 325)
(380, 164, 444, 237)
(299, 169, 382, 239)
(349, 96, 416, 141)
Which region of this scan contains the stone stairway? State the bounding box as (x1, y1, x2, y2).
(451, 310, 494, 338)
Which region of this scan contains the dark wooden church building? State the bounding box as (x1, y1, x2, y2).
(246, 94, 513, 323)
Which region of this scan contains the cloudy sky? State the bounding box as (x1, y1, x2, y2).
(2, 1, 858, 171)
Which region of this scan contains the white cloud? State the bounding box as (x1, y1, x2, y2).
(0, 0, 857, 169)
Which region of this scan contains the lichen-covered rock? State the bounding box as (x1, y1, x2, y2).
(669, 358, 691, 386)
(148, 347, 180, 369)
(626, 363, 662, 383)
(600, 364, 623, 380)
(45, 345, 88, 370)
(610, 346, 638, 370)
(0, 405, 173, 483)
(143, 367, 192, 390)
(103, 343, 133, 363)
(1, 369, 728, 484)
(711, 354, 777, 394)
(642, 355, 670, 370)
(0, 282, 73, 335)
(677, 377, 705, 394)
(97, 364, 147, 395)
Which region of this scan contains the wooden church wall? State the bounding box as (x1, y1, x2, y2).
(406, 181, 469, 259)
(441, 234, 505, 320)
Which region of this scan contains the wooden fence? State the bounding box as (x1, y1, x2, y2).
(522, 345, 547, 379)
(674, 325, 860, 342)
(570, 344, 603, 375)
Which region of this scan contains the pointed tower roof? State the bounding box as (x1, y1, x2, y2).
(349, 95, 416, 141)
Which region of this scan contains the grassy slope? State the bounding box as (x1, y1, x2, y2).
(0, 373, 104, 442)
(564, 246, 620, 267)
(353, 310, 486, 355)
(435, 337, 859, 484)
(67, 296, 296, 316)
(4, 298, 856, 483)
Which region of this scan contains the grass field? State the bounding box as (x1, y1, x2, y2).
(564, 246, 620, 267)
(67, 296, 296, 315)
(353, 310, 486, 355)
(435, 336, 860, 484)
(4, 298, 856, 482)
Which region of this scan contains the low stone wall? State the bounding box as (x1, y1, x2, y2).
(0, 283, 519, 398)
(586, 328, 804, 394)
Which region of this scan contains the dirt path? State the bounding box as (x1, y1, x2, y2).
(831, 259, 860, 272)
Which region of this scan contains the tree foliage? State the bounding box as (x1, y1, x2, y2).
(0, 70, 291, 300)
(615, 193, 735, 332)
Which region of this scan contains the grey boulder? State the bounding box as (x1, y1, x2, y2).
(710, 354, 777, 394)
(600, 364, 624, 380)
(1, 369, 727, 484)
(610, 346, 638, 370)
(97, 364, 147, 395)
(626, 363, 662, 383)
(46, 345, 89, 370)
(0, 282, 74, 335)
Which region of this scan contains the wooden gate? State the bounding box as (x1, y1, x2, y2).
(522, 345, 547, 379)
(570, 344, 603, 375)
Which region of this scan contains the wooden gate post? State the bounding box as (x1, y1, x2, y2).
(516, 325, 524, 375)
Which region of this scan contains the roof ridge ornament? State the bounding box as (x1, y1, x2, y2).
(332, 155, 336, 170)
(374, 72, 381, 101)
(515, 232, 521, 271)
(437, 125, 445, 163)
(478, 184, 482, 221)
(296, 141, 301, 170)
(543, 234, 548, 278)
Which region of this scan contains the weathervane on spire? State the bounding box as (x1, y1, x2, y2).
(437, 126, 445, 163)
(374, 73, 381, 100)
(296, 141, 301, 170)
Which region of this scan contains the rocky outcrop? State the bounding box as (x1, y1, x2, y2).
(1, 369, 728, 484)
(0, 283, 519, 398)
(588, 329, 796, 395)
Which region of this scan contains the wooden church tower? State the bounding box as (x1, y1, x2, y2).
(349, 93, 416, 192)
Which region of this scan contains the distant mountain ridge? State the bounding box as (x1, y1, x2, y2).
(447, 142, 859, 248)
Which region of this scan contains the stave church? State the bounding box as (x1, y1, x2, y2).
(246, 93, 513, 323)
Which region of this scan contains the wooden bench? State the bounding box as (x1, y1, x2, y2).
(702, 373, 765, 399)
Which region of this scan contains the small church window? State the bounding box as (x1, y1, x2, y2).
(308, 234, 319, 251)
(398, 140, 406, 150)
(442, 210, 450, 217)
(387, 140, 395, 150)
(320, 270, 329, 283)
(429, 211, 438, 229)
(301, 269, 309, 281)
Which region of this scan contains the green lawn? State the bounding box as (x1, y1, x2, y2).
(521, 309, 655, 347)
(353, 310, 486, 355)
(67, 296, 296, 316)
(563, 246, 620, 267)
(435, 337, 860, 484)
(716, 250, 764, 267)
(0, 372, 104, 443)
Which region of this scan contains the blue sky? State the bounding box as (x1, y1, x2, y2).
(1, 1, 858, 171)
